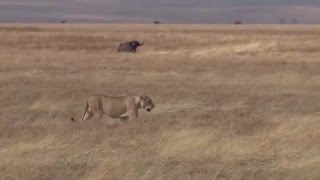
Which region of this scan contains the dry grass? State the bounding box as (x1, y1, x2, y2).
(0, 24, 319, 180)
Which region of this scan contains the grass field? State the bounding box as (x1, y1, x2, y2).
(0, 24, 319, 180)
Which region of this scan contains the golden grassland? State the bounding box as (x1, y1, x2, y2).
(0, 24, 319, 180)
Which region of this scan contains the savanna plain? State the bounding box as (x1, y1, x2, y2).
(0, 24, 319, 180)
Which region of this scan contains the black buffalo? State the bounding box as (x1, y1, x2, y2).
(117, 40, 144, 53)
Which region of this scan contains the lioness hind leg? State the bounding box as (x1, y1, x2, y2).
(120, 116, 129, 122)
(81, 111, 92, 121)
(93, 111, 103, 120)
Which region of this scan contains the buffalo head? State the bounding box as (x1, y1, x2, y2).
(130, 40, 143, 47)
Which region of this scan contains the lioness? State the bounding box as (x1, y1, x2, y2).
(71, 95, 155, 122)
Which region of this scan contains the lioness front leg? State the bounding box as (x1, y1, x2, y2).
(128, 109, 138, 120)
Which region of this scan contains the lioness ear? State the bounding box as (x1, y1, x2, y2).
(140, 96, 145, 100)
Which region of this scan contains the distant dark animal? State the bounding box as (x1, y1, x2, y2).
(117, 40, 144, 53)
(154, 21, 161, 24)
(60, 20, 66, 24)
(235, 21, 243, 24)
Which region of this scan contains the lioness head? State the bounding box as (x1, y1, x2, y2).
(140, 95, 155, 112)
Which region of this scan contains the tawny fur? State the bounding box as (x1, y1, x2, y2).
(71, 95, 154, 122)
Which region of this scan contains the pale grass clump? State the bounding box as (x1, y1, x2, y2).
(0, 24, 319, 180)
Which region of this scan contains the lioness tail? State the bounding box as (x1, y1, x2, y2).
(70, 102, 89, 123)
